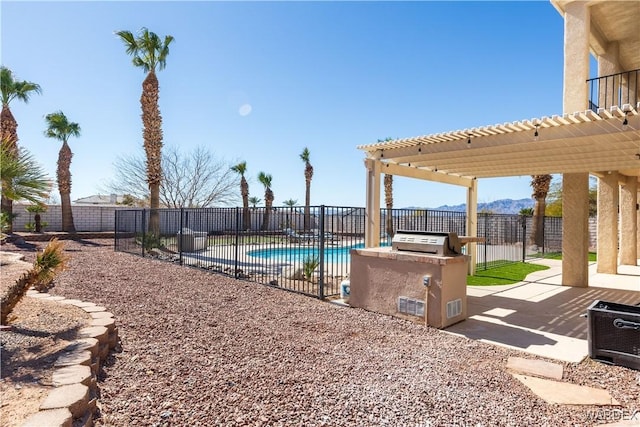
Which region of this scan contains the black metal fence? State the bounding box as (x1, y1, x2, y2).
(115, 206, 565, 299)
(115, 206, 367, 298)
(587, 68, 639, 112)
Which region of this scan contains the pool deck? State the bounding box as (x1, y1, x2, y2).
(444, 259, 640, 363)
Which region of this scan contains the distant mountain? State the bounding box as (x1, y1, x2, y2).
(403, 198, 535, 214)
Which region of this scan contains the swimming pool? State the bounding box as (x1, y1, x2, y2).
(247, 243, 366, 262)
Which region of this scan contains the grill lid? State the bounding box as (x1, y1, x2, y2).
(391, 230, 462, 256)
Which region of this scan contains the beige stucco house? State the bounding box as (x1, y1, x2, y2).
(357, 0, 640, 287)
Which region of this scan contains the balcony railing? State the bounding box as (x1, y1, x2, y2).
(587, 69, 639, 112)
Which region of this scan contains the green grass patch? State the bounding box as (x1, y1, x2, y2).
(468, 262, 550, 286)
(531, 252, 597, 262)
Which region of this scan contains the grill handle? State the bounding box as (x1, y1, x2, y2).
(613, 318, 640, 330)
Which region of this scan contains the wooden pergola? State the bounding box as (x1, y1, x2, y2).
(357, 104, 640, 274)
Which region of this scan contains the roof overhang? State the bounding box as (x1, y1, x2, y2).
(357, 104, 640, 185)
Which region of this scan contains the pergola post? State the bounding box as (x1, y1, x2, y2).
(466, 179, 478, 275)
(364, 158, 381, 248)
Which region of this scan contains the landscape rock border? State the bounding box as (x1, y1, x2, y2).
(21, 290, 119, 427)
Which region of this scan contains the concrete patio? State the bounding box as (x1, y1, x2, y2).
(445, 259, 640, 363)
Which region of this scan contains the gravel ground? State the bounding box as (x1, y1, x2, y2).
(6, 239, 640, 426)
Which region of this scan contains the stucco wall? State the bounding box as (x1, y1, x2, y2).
(349, 247, 468, 329)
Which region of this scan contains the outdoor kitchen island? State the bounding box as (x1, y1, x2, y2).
(349, 231, 470, 329)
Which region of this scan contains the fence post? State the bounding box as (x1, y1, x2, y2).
(318, 205, 325, 299)
(521, 215, 527, 262)
(234, 207, 240, 279)
(179, 208, 184, 266)
(483, 213, 488, 271)
(141, 209, 146, 258)
(542, 216, 546, 257)
(113, 210, 118, 251)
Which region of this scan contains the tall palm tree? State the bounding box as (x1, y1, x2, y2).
(299, 147, 313, 231)
(530, 174, 552, 247)
(283, 198, 298, 229)
(258, 172, 274, 230)
(231, 161, 250, 230)
(116, 28, 174, 237)
(44, 111, 80, 232)
(384, 174, 394, 239)
(0, 66, 42, 232)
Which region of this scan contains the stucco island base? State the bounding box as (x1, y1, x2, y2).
(349, 247, 469, 329)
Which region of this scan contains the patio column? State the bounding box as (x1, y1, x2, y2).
(561, 1, 590, 287)
(364, 158, 381, 248)
(466, 179, 478, 275)
(563, 174, 590, 287)
(620, 176, 638, 265)
(596, 172, 619, 274)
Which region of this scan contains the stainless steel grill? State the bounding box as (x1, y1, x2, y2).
(391, 230, 462, 256)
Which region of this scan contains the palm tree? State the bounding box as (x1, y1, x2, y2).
(283, 198, 298, 229)
(248, 196, 261, 208)
(384, 174, 394, 239)
(44, 111, 80, 232)
(116, 28, 174, 237)
(231, 161, 250, 230)
(258, 172, 274, 230)
(0, 66, 42, 232)
(530, 174, 552, 247)
(299, 147, 313, 231)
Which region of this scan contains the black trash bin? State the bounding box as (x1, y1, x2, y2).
(587, 300, 640, 371)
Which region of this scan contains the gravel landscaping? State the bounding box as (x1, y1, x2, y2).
(5, 238, 640, 426)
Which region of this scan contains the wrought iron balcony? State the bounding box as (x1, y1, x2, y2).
(587, 69, 639, 112)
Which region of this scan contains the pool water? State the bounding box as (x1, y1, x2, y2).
(247, 243, 367, 262)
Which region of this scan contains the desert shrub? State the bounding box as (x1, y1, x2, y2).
(135, 232, 163, 250)
(302, 256, 319, 282)
(1, 238, 69, 324)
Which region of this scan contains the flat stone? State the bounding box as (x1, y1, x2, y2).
(89, 311, 114, 319)
(66, 338, 99, 358)
(52, 365, 92, 387)
(59, 299, 83, 305)
(70, 301, 96, 308)
(90, 316, 115, 329)
(55, 349, 92, 367)
(47, 296, 66, 301)
(82, 305, 107, 313)
(512, 374, 620, 405)
(28, 292, 51, 299)
(40, 383, 89, 417)
(22, 408, 72, 427)
(78, 326, 108, 343)
(506, 356, 563, 380)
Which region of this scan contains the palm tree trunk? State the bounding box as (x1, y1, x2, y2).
(384, 174, 394, 238)
(532, 198, 546, 247)
(241, 177, 250, 230)
(262, 190, 273, 230)
(304, 182, 311, 231)
(57, 141, 75, 233)
(530, 174, 552, 247)
(141, 70, 163, 237)
(1, 105, 18, 233)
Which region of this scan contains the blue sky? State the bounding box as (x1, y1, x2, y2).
(2, 1, 567, 208)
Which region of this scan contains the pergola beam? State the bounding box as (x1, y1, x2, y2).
(379, 161, 473, 188)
